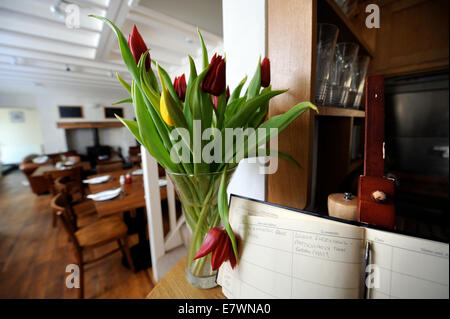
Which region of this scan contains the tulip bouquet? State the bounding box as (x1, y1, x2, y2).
(90, 15, 316, 288)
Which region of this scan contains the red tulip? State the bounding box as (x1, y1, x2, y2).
(200, 53, 226, 96)
(128, 25, 150, 71)
(213, 86, 230, 109)
(173, 74, 187, 102)
(194, 226, 237, 270)
(261, 57, 270, 87)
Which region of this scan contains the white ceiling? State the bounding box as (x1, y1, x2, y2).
(0, 0, 223, 91)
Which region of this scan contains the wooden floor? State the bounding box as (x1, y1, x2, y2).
(0, 171, 155, 298)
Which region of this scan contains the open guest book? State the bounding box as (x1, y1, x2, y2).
(217, 195, 449, 299)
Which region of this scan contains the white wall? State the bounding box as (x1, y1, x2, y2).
(0, 107, 44, 164)
(0, 81, 136, 159)
(222, 0, 267, 201)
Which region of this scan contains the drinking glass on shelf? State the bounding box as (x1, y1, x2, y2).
(350, 55, 370, 108)
(326, 42, 359, 107)
(315, 23, 339, 105)
(334, 0, 358, 16)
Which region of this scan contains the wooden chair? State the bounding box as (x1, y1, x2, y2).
(45, 166, 84, 196)
(97, 162, 123, 173)
(54, 176, 97, 228)
(129, 146, 141, 168)
(51, 193, 136, 298)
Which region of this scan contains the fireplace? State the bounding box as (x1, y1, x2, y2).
(60, 121, 124, 167)
(87, 128, 111, 167)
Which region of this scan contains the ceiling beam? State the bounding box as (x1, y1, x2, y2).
(0, 73, 123, 90)
(0, 30, 96, 59)
(121, 19, 199, 56)
(111, 46, 183, 66)
(131, 5, 222, 45)
(0, 0, 105, 32)
(0, 9, 101, 48)
(0, 63, 122, 84)
(0, 45, 127, 72)
(95, 0, 131, 60)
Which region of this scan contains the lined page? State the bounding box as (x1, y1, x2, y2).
(365, 228, 449, 299)
(217, 197, 365, 299)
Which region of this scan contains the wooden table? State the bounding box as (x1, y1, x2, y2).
(96, 154, 123, 165)
(31, 161, 91, 177)
(87, 169, 167, 217)
(147, 257, 226, 299)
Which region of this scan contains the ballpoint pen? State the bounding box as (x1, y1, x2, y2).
(363, 241, 371, 299)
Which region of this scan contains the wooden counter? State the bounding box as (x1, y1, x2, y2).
(147, 257, 226, 299)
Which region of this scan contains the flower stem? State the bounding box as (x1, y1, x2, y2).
(187, 181, 215, 274)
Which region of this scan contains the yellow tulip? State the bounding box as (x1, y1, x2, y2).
(160, 88, 173, 126)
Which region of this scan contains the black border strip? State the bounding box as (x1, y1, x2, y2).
(229, 193, 449, 244)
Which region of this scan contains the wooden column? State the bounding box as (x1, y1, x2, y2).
(267, 0, 317, 209)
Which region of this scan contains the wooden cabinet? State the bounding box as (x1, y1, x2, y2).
(267, 0, 370, 211)
(371, 0, 449, 76)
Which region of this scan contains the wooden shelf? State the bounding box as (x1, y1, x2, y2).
(316, 106, 365, 117)
(319, 0, 375, 57)
(57, 121, 124, 129)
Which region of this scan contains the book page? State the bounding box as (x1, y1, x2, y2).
(365, 228, 449, 299)
(217, 196, 365, 299)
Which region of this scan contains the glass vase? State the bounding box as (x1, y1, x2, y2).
(166, 167, 236, 289)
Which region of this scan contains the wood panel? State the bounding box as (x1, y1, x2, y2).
(0, 171, 154, 298)
(371, 0, 449, 76)
(315, 116, 354, 211)
(267, 0, 316, 210)
(57, 121, 123, 129)
(319, 0, 376, 57)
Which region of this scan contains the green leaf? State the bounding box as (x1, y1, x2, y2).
(157, 64, 183, 108)
(162, 88, 188, 130)
(229, 76, 247, 104)
(246, 57, 261, 100)
(147, 59, 160, 93)
(225, 89, 287, 130)
(248, 103, 268, 128)
(89, 15, 139, 81)
(132, 81, 178, 172)
(260, 101, 318, 133)
(183, 55, 198, 135)
(223, 101, 317, 165)
(115, 116, 143, 146)
(197, 27, 209, 70)
(248, 86, 272, 127)
(224, 96, 246, 121)
(189, 68, 212, 173)
(116, 72, 131, 94)
(215, 92, 227, 129)
(247, 148, 302, 169)
(113, 98, 132, 105)
(218, 168, 239, 262)
(188, 55, 198, 86)
(139, 53, 161, 112)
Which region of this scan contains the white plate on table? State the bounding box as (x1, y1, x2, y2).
(83, 175, 111, 184)
(87, 188, 121, 201)
(132, 169, 143, 175)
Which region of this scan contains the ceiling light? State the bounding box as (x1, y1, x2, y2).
(12, 57, 25, 66)
(50, 0, 68, 20)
